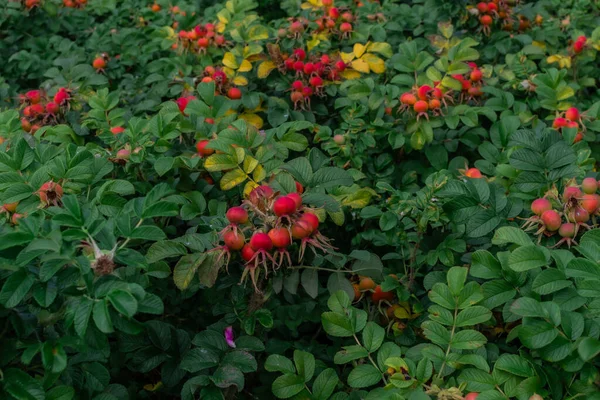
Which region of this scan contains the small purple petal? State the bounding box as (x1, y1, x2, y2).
(224, 326, 236, 348)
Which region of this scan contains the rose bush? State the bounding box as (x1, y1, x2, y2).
(1, 0, 600, 399)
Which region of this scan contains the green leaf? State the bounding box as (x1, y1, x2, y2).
(154, 156, 174, 176)
(508, 245, 547, 272)
(334, 345, 369, 364)
(211, 365, 244, 392)
(447, 266, 468, 296)
(455, 306, 492, 327)
(492, 227, 532, 247)
(494, 354, 534, 377)
(518, 320, 558, 349)
(293, 350, 315, 382)
(146, 240, 187, 263)
(265, 354, 296, 374)
(532, 269, 572, 295)
(0, 269, 35, 308)
(310, 167, 353, 188)
(578, 337, 600, 361)
(312, 369, 339, 400)
(108, 290, 138, 318)
(222, 350, 257, 373)
(347, 364, 382, 388)
(74, 297, 93, 337)
(321, 312, 354, 337)
(510, 297, 545, 318)
(93, 299, 114, 333)
(451, 329, 487, 349)
(47, 386, 75, 400)
(362, 322, 385, 353)
(271, 374, 305, 399)
(42, 342, 67, 374)
(566, 258, 600, 280)
(351, 252, 383, 280)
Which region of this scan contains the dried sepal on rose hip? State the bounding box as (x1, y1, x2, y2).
(38, 180, 64, 207)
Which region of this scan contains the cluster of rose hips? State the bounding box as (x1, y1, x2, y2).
(398, 64, 484, 120)
(470, 1, 529, 36)
(552, 107, 585, 143)
(62, 0, 87, 8)
(453, 62, 485, 101)
(199, 66, 242, 99)
(352, 276, 394, 304)
(524, 178, 600, 247)
(174, 24, 227, 54)
(281, 50, 346, 110)
(214, 184, 334, 292)
(19, 88, 71, 134)
(313, 0, 355, 39)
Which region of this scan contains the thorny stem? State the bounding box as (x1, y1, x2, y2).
(353, 334, 387, 385)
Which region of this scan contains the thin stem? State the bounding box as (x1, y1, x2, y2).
(117, 218, 145, 250)
(436, 303, 459, 380)
(353, 334, 388, 385)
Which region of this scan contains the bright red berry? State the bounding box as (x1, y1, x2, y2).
(268, 228, 291, 248)
(196, 140, 214, 157)
(273, 196, 297, 217)
(226, 206, 249, 224)
(250, 232, 273, 251)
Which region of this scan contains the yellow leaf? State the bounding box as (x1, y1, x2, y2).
(394, 307, 411, 320)
(362, 54, 385, 74)
(532, 40, 546, 50)
(340, 70, 362, 80)
(342, 189, 373, 208)
(240, 113, 263, 129)
(307, 37, 320, 52)
(238, 60, 253, 73)
(353, 42, 368, 58)
(340, 52, 355, 64)
(232, 76, 249, 86)
(252, 164, 266, 182)
(366, 42, 393, 58)
(224, 109, 237, 116)
(216, 22, 227, 33)
(243, 181, 259, 197)
(222, 52, 238, 69)
(350, 58, 370, 74)
(438, 21, 454, 40)
(221, 169, 247, 190)
(222, 67, 235, 77)
(257, 61, 276, 79)
(144, 382, 164, 392)
(242, 155, 259, 174)
(225, 0, 234, 13)
(328, 210, 345, 226)
(428, 35, 449, 50)
(217, 9, 230, 24)
(247, 26, 269, 41)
